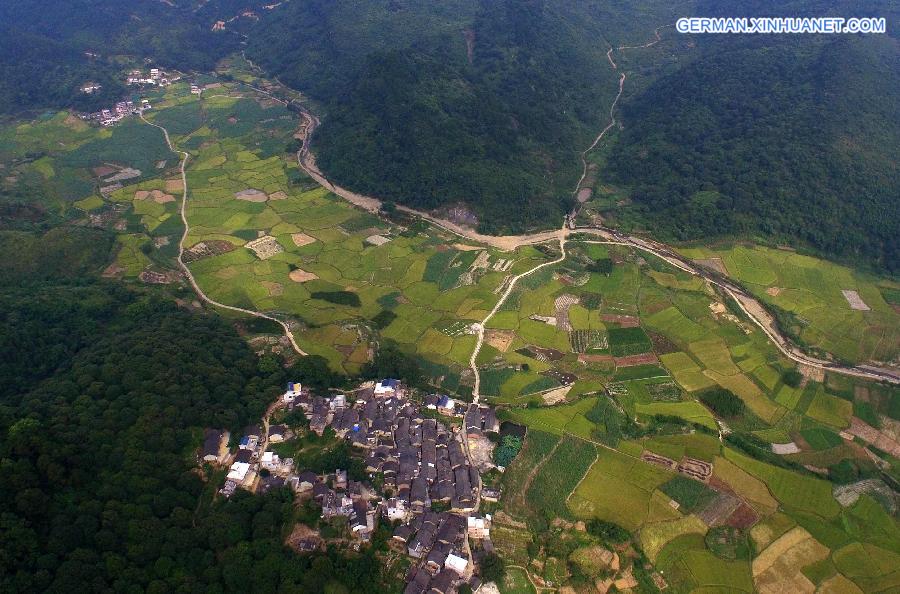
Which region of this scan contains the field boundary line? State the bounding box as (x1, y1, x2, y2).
(471, 230, 568, 402)
(139, 112, 308, 357)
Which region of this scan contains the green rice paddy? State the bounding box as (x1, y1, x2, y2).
(5, 72, 899, 594)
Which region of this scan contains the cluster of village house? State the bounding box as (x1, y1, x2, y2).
(201, 380, 503, 594)
(80, 68, 183, 127)
(126, 67, 173, 87)
(80, 97, 152, 127)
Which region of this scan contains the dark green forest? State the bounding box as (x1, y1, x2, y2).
(605, 33, 900, 270)
(0, 228, 401, 592)
(247, 0, 623, 233)
(0, 0, 239, 115)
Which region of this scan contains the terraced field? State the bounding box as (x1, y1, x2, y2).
(4, 69, 900, 594)
(680, 244, 900, 366)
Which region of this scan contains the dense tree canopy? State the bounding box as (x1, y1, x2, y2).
(248, 0, 619, 233)
(0, 285, 399, 592)
(605, 33, 899, 270)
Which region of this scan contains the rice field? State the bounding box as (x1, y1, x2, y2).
(6, 72, 900, 594)
(568, 448, 677, 530)
(680, 244, 900, 365)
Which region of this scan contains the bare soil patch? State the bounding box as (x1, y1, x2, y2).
(577, 187, 593, 203)
(452, 242, 484, 252)
(290, 232, 316, 247)
(578, 354, 614, 364)
(289, 269, 318, 283)
(165, 178, 184, 193)
(725, 503, 759, 529)
(183, 240, 235, 263)
(269, 191, 288, 200)
(135, 189, 175, 203)
(92, 165, 118, 177)
(485, 329, 515, 352)
(102, 262, 125, 278)
(601, 314, 640, 327)
(766, 286, 783, 297)
(542, 385, 572, 405)
(841, 289, 870, 311)
(641, 451, 677, 471)
(285, 522, 322, 553)
(614, 353, 659, 367)
(516, 346, 565, 362)
(235, 188, 269, 202)
(245, 235, 283, 259)
(541, 369, 577, 386)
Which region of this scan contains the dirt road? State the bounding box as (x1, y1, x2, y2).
(289, 28, 899, 386)
(140, 113, 308, 357)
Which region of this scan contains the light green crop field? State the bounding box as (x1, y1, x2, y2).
(680, 244, 900, 365)
(6, 70, 900, 594)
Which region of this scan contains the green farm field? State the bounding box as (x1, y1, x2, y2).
(5, 69, 900, 594)
(680, 244, 900, 366)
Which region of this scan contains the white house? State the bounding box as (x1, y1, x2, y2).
(445, 552, 468, 575)
(283, 381, 302, 403)
(467, 515, 491, 539)
(261, 451, 280, 472)
(227, 462, 250, 482)
(385, 498, 408, 522)
(374, 378, 400, 396)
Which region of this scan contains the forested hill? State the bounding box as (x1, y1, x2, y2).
(0, 0, 238, 115)
(0, 281, 400, 592)
(605, 32, 899, 271)
(246, 0, 682, 234)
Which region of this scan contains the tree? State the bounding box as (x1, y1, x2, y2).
(586, 520, 631, 543)
(698, 387, 744, 417)
(782, 369, 803, 388)
(480, 552, 505, 583)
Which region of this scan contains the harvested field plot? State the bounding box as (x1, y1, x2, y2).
(615, 352, 659, 367)
(288, 269, 318, 283)
(485, 329, 515, 352)
(244, 235, 283, 259)
(841, 289, 870, 311)
(290, 232, 316, 247)
(753, 527, 829, 594)
(234, 188, 268, 202)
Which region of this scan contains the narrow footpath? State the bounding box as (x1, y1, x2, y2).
(140, 113, 308, 356)
(290, 27, 898, 386)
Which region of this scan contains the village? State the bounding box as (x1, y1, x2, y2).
(79, 67, 188, 127)
(200, 378, 503, 594)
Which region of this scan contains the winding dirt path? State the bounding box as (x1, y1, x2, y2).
(140, 113, 308, 356)
(166, 39, 898, 385)
(470, 226, 569, 402)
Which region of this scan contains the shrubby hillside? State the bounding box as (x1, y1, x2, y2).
(605, 32, 900, 270)
(247, 0, 633, 233)
(0, 0, 237, 115)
